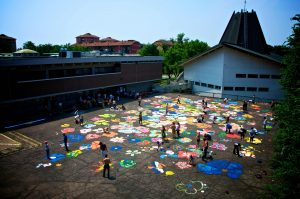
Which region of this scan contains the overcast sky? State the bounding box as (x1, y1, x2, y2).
(1, 0, 299, 48)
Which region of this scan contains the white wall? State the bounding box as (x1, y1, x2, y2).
(184, 49, 224, 94)
(222, 47, 284, 100)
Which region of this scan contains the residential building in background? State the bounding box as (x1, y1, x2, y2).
(0, 34, 16, 53)
(75, 33, 141, 54)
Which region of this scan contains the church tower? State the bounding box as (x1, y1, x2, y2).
(219, 10, 269, 54)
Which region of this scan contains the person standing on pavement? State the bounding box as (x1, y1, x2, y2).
(103, 154, 111, 178)
(99, 142, 108, 158)
(202, 138, 209, 161)
(63, 133, 70, 152)
(44, 141, 51, 160)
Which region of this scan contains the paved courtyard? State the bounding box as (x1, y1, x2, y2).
(0, 93, 275, 198)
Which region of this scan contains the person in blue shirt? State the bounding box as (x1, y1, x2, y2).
(249, 127, 255, 143)
(44, 141, 51, 160)
(226, 123, 232, 133)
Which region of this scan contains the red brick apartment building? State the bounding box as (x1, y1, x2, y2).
(76, 33, 141, 54)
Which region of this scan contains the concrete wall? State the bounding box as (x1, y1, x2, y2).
(222, 47, 284, 99)
(184, 49, 224, 94)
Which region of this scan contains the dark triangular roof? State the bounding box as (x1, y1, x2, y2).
(219, 10, 268, 54)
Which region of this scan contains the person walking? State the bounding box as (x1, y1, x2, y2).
(99, 142, 108, 158)
(177, 95, 181, 104)
(196, 132, 201, 148)
(175, 122, 181, 138)
(202, 138, 208, 161)
(63, 133, 69, 152)
(233, 142, 241, 157)
(165, 103, 169, 115)
(161, 125, 166, 143)
(44, 141, 51, 160)
(138, 95, 142, 106)
(226, 123, 232, 133)
(138, 111, 143, 125)
(243, 101, 248, 112)
(263, 116, 267, 131)
(103, 154, 111, 178)
(249, 127, 255, 143)
(80, 115, 84, 126)
(171, 122, 176, 138)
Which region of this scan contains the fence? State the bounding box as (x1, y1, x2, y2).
(153, 82, 277, 103)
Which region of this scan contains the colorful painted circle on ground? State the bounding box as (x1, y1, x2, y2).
(181, 130, 196, 136)
(173, 144, 184, 151)
(177, 137, 192, 143)
(68, 134, 85, 143)
(110, 146, 122, 151)
(197, 159, 243, 179)
(50, 153, 65, 163)
(176, 180, 207, 194)
(67, 150, 83, 158)
(119, 159, 136, 168)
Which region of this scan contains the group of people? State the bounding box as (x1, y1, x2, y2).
(44, 94, 274, 179)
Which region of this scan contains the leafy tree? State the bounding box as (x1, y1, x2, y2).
(23, 41, 36, 51)
(163, 33, 209, 78)
(138, 43, 159, 56)
(270, 14, 300, 198)
(67, 44, 90, 52)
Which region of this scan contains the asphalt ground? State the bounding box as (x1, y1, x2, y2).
(0, 93, 276, 199)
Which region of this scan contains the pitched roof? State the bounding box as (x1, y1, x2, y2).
(100, 37, 119, 42)
(76, 33, 99, 38)
(0, 34, 16, 40)
(182, 43, 281, 67)
(219, 10, 268, 54)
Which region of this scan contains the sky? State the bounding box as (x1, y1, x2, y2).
(0, 0, 299, 49)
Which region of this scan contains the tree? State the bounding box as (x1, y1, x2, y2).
(163, 33, 209, 78)
(270, 14, 300, 198)
(23, 41, 36, 50)
(138, 44, 159, 56)
(67, 44, 90, 52)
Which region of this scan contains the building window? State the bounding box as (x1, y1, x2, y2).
(201, 83, 207, 87)
(248, 74, 258, 78)
(208, 84, 214, 88)
(236, 74, 246, 78)
(195, 82, 200, 86)
(215, 85, 221, 90)
(259, 87, 269, 92)
(247, 87, 257, 91)
(271, 75, 281, 79)
(259, 74, 270, 79)
(224, 87, 233, 91)
(235, 87, 245, 91)
(94, 66, 121, 74)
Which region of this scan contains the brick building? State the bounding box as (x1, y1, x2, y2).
(75, 33, 141, 54)
(0, 55, 163, 128)
(0, 34, 16, 53)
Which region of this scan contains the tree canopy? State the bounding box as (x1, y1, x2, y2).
(270, 14, 300, 199)
(163, 33, 209, 78)
(22, 42, 90, 54)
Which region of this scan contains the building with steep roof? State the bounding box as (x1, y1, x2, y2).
(0, 34, 16, 53)
(183, 10, 283, 101)
(75, 33, 141, 54)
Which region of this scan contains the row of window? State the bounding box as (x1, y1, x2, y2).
(224, 87, 269, 92)
(193, 81, 221, 90)
(236, 74, 281, 79)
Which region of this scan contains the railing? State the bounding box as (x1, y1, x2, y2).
(193, 91, 277, 103)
